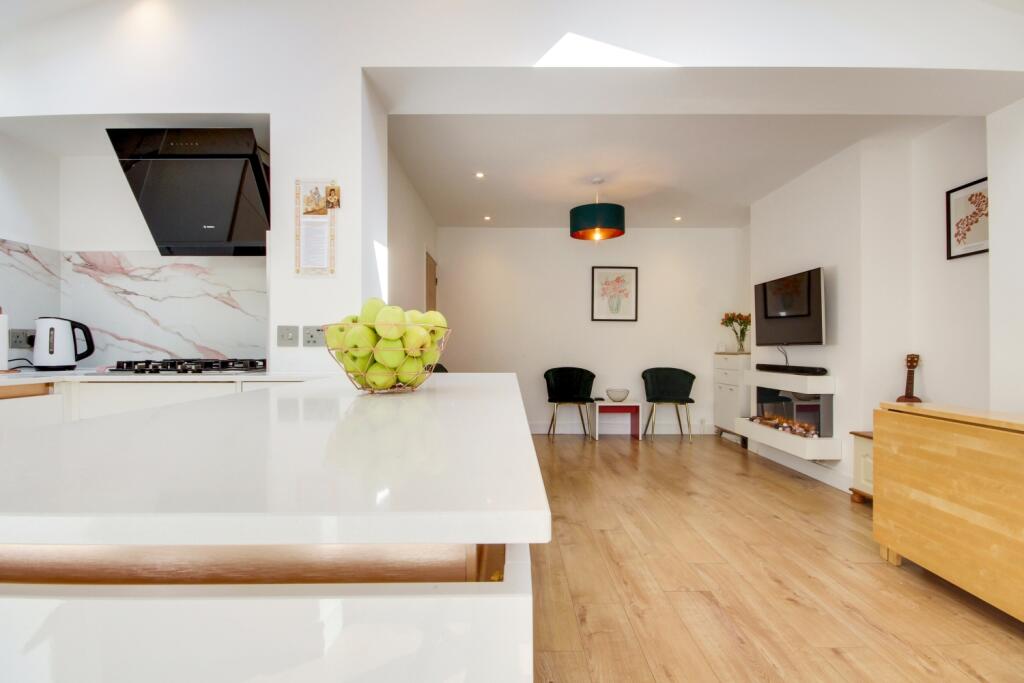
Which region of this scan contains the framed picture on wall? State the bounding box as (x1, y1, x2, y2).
(946, 177, 989, 260)
(592, 266, 638, 321)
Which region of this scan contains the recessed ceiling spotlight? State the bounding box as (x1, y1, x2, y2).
(483, 215, 492, 221)
(674, 216, 682, 222)
(475, 172, 485, 179)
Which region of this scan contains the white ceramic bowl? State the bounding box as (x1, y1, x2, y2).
(606, 388, 629, 402)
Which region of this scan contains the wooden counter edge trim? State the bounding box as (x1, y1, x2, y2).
(879, 402, 1024, 434)
(0, 543, 506, 585)
(0, 383, 52, 400)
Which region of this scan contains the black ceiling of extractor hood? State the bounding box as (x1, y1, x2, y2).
(107, 128, 270, 256)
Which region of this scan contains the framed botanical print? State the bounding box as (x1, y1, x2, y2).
(946, 177, 989, 260)
(592, 266, 638, 321)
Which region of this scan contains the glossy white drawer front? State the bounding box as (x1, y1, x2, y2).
(0, 394, 63, 439)
(714, 368, 742, 386)
(713, 354, 749, 371)
(0, 545, 534, 683)
(75, 382, 237, 420)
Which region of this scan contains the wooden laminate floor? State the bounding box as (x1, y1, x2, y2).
(531, 435, 1024, 683)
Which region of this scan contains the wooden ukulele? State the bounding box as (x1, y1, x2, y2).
(897, 354, 922, 403)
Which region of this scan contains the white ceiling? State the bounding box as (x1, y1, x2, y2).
(367, 67, 1024, 116)
(0, 0, 102, 35)
(389, 114, 948, 228)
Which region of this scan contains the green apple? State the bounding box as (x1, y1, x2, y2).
(420, 310, 448, 341)
(359, 297, 386, 324)
(420, 341, 440, 367)
(374, 305, 405, 340)
(343, 324, 378, 357)
(404, 309, 422, 323)
(325, 317, 354, 350)
(365, 362, 397, 390)
(396, 356, 424, 385)
(339, 351, 371, 386)
(402, 325, 430, 357)
(373, 338, 406, 368)
(340, 350, 371, 374)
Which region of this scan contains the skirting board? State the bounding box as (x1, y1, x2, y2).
(529, 420, 712, 436)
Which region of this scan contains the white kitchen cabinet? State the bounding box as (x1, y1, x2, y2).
(0, 394, 64, 440)
(851, 430, 874, 502)
(713, 352, 750, 445)
(73, 382, 238, 420)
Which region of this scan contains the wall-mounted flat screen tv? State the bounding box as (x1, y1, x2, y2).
(754, 267, 825, 346)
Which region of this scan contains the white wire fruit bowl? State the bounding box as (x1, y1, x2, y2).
(324, 321, 451, 394)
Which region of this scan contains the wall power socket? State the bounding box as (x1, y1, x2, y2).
(9, 328, 33, 350)
(303, 325, 325, 347)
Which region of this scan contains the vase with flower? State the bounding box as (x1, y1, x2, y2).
(721, 312, 752, 352)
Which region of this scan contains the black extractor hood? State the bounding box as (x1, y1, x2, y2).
(107, 128, 270, 256)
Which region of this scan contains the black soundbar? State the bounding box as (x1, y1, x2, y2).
(756, 363, 828, 376)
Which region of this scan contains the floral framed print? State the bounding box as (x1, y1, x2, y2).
(946, 177, 989, 260)
(592, 266, 638, 321)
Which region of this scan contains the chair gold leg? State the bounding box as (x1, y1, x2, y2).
(649, 404, 658, 438)
(547, 404, 556, 435)
(552, 404, 560, 435)
(577, 404, 588, 437)
(584, 404, 593, 438)
(685, 404, 693, 443)
(674, 404, 684, 436)
(642, 405, 653, 438)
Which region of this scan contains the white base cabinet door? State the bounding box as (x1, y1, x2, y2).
(0, 545, 534, 683)
(0, 394, 63, 440)
(712, 353, 750, 435)
(73, 382, 238, 420)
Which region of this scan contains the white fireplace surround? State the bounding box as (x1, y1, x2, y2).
(733, 370, 840, 461)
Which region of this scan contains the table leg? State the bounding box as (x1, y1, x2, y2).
(591, 404, 600, 441)
(630, 407, 640, 440)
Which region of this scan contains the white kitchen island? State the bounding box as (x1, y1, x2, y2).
(0, 373, 550, 682)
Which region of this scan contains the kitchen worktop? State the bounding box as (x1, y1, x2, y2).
(0, 373, 551, 546)
(0, 368, 320, 386)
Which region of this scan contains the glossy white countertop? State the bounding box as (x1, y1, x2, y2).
(0, 368, 319, 386)
(0, 373, 551, 546)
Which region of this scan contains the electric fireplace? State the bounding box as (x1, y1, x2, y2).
(754, 386, 833, 438)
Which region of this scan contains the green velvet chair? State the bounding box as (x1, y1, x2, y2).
(544, 367, 596, 436)
(641, 367, 696, 442)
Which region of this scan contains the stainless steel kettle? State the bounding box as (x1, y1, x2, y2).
(32, 317, 95, 370)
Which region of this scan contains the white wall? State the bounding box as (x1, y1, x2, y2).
(859, 137, 913, 420)
(910, 118, 989, 407)
(361, 79, 389, 303)
(0, 134, 59, 249)
(436, 226, 748, 434)
(59, 155, 160, 251)
(750, 146, 863, 490)
(749, 120, 992, 491)
(987, 98, 1024, 412)
(387, 150, 437, 311)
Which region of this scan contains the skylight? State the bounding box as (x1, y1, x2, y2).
(534, 32, 677, 68)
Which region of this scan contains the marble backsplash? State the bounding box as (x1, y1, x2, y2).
(1, 238, 267, 367)
(0, 240, 62, 363)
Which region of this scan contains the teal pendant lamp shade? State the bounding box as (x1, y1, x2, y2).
(569, 202, 625, 241)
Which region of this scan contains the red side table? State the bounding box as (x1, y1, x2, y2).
(589, 401, 643, 440)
